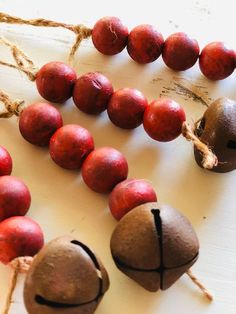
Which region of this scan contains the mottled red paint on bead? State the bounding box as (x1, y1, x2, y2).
(109, 178, 157, 220)
(199, 42, 235, 80)
(107, 88, 148, 129)
(0, 146, 12, 176)
(92, 17, 129, 55)
(127, 24, 164, 64)
(143, 98, 186, 142)
(73, 72, 114, 114)
(49, 124, 94, 170)
(0, 216, 44, 264)
(0, 176, 31, 222)
(19, 103, 63, 146)
(162, 32, 199, 71)
(36, 62, 77, 103)
(82, 147, 128, 193)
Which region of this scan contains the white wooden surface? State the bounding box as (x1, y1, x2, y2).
(0, 0, 236, 313)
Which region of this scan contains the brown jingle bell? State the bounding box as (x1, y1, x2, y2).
(24, 236, 109, 314)
(194, 97, 236, 173)
(110, 202, 199, 292)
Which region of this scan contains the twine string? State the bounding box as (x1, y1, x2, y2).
(2, 257, 33, 314)
(186, 269, 214, 302)
(182, 121, 218, 169)
(0, 36, 37, 81)
(0, 90, 24, 118)
(68, 25, 92, 64)
(0, 12, 92, 64)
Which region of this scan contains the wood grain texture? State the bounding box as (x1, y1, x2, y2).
(0, 0, 235, 313)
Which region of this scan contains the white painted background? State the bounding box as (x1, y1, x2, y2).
(0, 0, 235, 313)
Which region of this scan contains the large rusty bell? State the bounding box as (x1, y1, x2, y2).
(194, 97, 236, 172)
(24, 236, 109, 314)
(110, 202, 199, 292)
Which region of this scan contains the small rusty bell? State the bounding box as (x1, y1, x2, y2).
(194, 97, 236, 172)
(110, 202, 199, 292)
(24, 236, 109, 314)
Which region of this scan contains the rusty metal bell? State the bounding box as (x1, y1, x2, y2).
(110, 202, 199, 292)
(24, 236, 109, 314)
(194, 97, 236, 172)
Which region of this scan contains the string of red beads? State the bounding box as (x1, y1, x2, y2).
(91, 16, 235, 80)
(0, 146, 44, 265)
(36, 63, 186, 142)
(17, 100, 158, 220)
(21, 59, 188, 216)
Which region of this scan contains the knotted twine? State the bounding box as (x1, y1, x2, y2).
(0, 89, 24, 118)
(0, 36, 37, 81)
(0, 12, 92, 65)
(182, 121, 218, 169)
(2, 257, 33, 314)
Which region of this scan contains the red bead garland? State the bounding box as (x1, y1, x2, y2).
(0, 147, 44, 307)
(0, 13, 219, 310)
(0, 13, 235, 81)
(92, 16, 235, 80)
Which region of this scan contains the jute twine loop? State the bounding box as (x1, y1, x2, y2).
(0, 90, 24, 118)
(0, 37, 38, 81)
(0, 12, 92, 64)
(3, 257, 33, 314)
(186, 269, 214, 302)
(69, 25, 92, 65)
(182, 121, 218, 169)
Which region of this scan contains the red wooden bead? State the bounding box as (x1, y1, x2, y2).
(0, 176, 31, 222)
(127, 24, 164, 64)
(143, 98, 186, 142)
(92, 17, 129, 55)
(73, 72, 114, 114)
(19, 103, 63, 146)
(109, 178, 157, 220)
(36, 62, 77, 103)
(49, 125, 94, 170)
(0, 146, 12, 176)
(199, 42, 236, 80)
(107, 88, 148, 129)
(82, 147, 128, 193)
(162, 32, 199, 71)
(0, 216, 44, 264)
